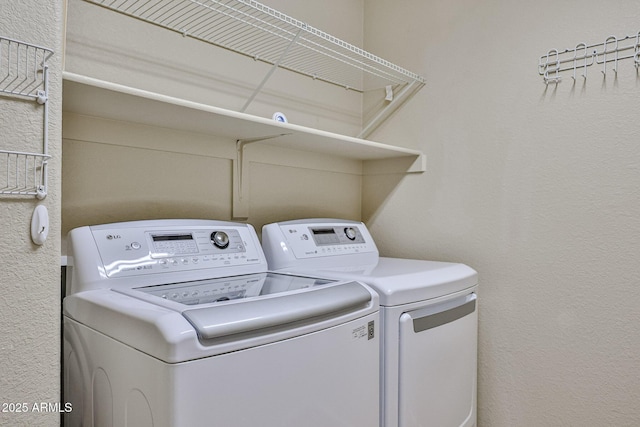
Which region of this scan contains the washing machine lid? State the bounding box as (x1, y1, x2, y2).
(119, 272, 371, 340)
(286, 258, 477, 306)
(64, 272, 378, 362)
(125, 272, 332, 306)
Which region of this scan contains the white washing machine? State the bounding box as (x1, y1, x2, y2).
(262, 219, 478, 427)
(63, 219, 380, 427)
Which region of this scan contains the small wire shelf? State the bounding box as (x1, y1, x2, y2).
(0, 150, 50, 198)
(0, 36, 53, 199)
(0, 36, 53, 102)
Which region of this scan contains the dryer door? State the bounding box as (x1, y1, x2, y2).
(398, 293, 477, 427)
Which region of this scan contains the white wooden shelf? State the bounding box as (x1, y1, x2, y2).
(62, 72, 425, 217)
(63, 72, 425, 164)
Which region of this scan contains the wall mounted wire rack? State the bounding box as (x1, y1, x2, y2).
(82, 0, 426, 139)
(539, 30, 640, 84)
(0, 36, 53, 199)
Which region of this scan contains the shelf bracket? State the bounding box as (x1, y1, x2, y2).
(232, 133, 291, 219)
(358, 80, 424, 140)
(241, 27, 305, 113)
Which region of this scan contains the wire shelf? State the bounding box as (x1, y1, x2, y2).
(0, 150, 50, 198)
(0, 36, 53, 101)
(83, 0, 425, 93)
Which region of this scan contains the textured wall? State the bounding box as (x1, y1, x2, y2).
(11, 1, 639, 426)
(363, 0, 640, 425)
(0, 1, 63, 427)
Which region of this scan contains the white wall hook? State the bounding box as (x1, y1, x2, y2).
(542, 49, 561, 84)
(601, 36, 619, 75)
(634, 32, 640, 68)
(31, 205, 49, 246)
(572, 43, 589, 79)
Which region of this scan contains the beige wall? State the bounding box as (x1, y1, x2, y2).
(61, 0, 367, 239)
(364, 0, 640, 425)
(6, 0, 639, 426)
(0, 1, 63, 427)
(64, 0, 364, 137)
(61, 114, 363, 236)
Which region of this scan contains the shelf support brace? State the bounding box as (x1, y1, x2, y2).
(358, 80, 424, 140)
(233, 133, 291, 219)
(240, 28, 305, 113)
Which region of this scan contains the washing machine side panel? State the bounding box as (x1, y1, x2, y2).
(64, 317, 177, 427)
(397, 295, 478, 427)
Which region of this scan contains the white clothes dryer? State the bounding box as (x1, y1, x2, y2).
(63, 219, 380, 427)
(262, 219, 478, 427)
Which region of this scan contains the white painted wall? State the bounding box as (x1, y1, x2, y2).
(363, 0, 640, 425)
(0, 1, 63, 427)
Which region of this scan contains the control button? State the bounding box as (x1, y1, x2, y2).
(211, 231, 230, 249)
(131, 241, 142, 250)
(344, 227, 357, 241)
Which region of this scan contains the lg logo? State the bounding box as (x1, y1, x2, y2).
(106, 234, 122, 240)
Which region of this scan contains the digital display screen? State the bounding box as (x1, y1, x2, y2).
(312, 229, 336, 235)
(152, 234, 194, 242)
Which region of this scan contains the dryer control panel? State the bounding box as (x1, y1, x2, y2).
(262, 219, 379, 270)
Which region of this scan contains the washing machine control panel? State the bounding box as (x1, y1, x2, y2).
(88, 224, 263, 278)
(148, 229, 245, 255)
(275, 222, 378, 259)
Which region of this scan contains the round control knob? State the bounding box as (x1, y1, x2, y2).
(211, 231, 230, 249)
(344, 227, 357, 241)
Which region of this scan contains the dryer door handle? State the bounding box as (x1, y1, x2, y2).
(183, 281, 372, 340)
(406, 293, 476, 333)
